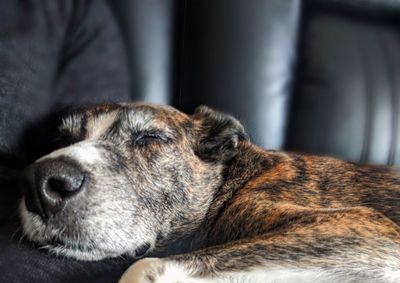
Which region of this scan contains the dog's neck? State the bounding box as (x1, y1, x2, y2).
(203, 142, 279, 230)
(223, 142, 278, 192)
(152, 142, 279, 257)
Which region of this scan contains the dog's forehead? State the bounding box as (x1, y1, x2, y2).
(61, 103, 190, 138)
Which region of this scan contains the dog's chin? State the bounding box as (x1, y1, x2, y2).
(40, 242, 125, 261)
(19, 199, 131, 261)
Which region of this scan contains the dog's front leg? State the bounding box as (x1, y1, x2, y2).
(118, 235, 362, 283)
(119, 236, 399, 283)
(119, 207, 400, 283)
(119, 257, 211, 283)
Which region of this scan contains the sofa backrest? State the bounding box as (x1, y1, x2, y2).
(110, 0, 400, 165)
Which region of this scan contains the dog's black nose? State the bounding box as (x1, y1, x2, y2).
(24, 159, 85, 219)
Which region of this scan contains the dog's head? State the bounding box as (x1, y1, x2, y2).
(19, 103, 248, 260)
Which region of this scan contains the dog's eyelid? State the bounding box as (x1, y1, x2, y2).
(52, 132, 77, 148)
(131, 129, 172, 145)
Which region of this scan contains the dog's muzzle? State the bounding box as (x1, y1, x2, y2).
(23, 159, 86, 220)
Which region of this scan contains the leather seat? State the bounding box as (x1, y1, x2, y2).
(109, 0, 400, 165)
(287, 1, 400, 164)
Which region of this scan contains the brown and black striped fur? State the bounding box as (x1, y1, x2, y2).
(19, 103, 400, 282)
(120, 104, 400, 282)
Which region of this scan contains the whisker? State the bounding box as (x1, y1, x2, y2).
(11, 226, 22, 241)
(17, 232, 27, 247)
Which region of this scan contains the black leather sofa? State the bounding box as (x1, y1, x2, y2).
(0, 0, 399, 282)
(109, 0, 400, 166)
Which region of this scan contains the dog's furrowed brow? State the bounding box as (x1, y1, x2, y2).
(103, 109, 184, 142)
(86, 111, 119, 139)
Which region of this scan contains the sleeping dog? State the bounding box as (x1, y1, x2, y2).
(19, 103, 400, 282)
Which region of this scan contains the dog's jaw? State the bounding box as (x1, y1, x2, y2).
(19, 197, 149, 261)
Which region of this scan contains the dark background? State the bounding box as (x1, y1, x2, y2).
(1, 0, 399, 167)
(109, 0, 400, 165)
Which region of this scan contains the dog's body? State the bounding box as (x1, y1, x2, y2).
(19, 103, 400, 283)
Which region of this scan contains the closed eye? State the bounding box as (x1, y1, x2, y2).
(132, 130, 171, 146)
(52, 131, 80, 149)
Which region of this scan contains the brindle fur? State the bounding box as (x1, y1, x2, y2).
(20, 103, 400, 282)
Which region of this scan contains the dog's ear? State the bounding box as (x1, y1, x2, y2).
(192, 106, 249, 163)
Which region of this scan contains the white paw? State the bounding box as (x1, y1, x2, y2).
(119, 258, 163, 283)
(119, 257, 209, 283)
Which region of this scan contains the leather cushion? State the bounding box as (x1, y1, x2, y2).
(286, 9, 400, 165)
(177, 0, 301, 150)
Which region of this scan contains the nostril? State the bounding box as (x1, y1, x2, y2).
(47, 177, 70, 198)
(46, 175, 85, 199)
(48, 177, 65, 191)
